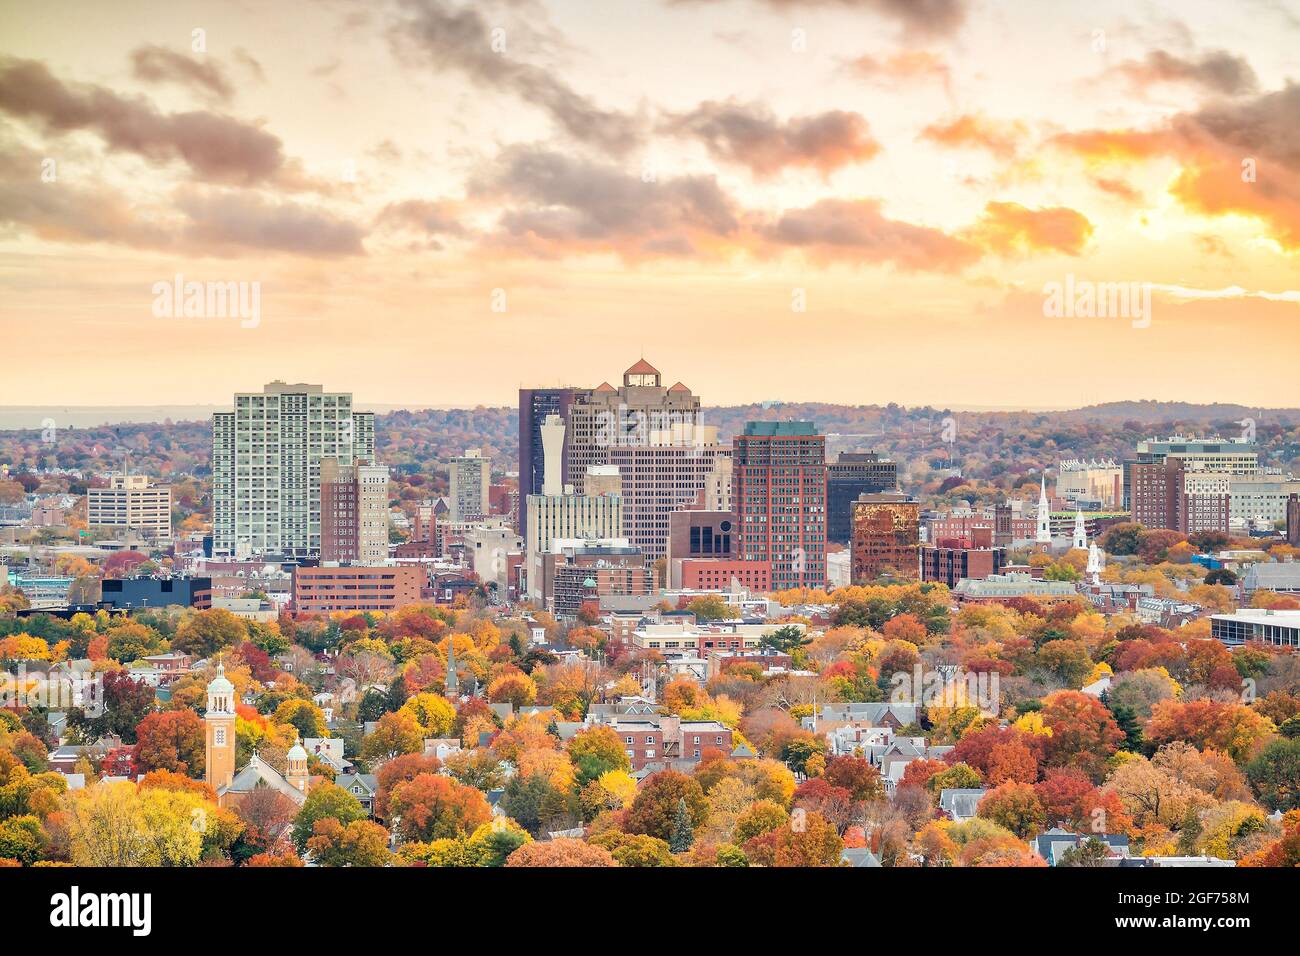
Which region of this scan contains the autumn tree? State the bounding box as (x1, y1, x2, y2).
(134, 710, 205, 776)
(387, 773, 491, 843)
(306, 818, 391, 867)
(624, 770, 708, 842)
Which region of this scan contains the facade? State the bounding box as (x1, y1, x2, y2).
(1130, 459, 1185, 531)
(1211, 608, 1300, 648)
(677, 559, 770, 592)
(212, 382, 376, 558)
(1182, 471, 1232, 534)
(1056, 459, 1122, 508)
(1290, 494, 1300, 547)
(665, 509, 736, 587)
(320, 458, 389, 564)
(291, 565, 425, 613)
(99, 576, 212, 610)
(447, 449, 491, 522)
(733, 421, 827, 591)
(952, 572, 1078, 603)
(464, 523, 524, 594)
(1124, 436, 1258, 509)
(1230, 478, 1300, 532)
(536, 541, 650, 616)
(86, 474, 172, 538)
(921, 545, 1005, 588)
(602, 714, 733, 772)
(564, 360, 701, 495)
(608, 440, 726, 559)
(518, 386, 578, 537)
(827, 452, 898, 544)
(851, 492, 920, 584)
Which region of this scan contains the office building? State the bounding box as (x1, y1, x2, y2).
(447, 449, 491, 522)
(608, 437, 727, 560)
(212, 382, 376, 558)
(733, 421, 826, 591)
(921, 545, 1005, 588)
(1211, 608, 1300, 648)
(1057, 458, 1122, 508)
(518, 387, 578, 538)
(1230, 478, 1300, 532)
(86, 474, 173, 539)
(525, 415, 623, 601)
(827, 452, 898, 544)
(565, 360, 701, 494)
(291, 565, 425, 613)
(1289, 494, 1300, 547)
(850, 492, 921, 584)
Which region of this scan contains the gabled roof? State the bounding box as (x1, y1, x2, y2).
(624, 358, 659, 376)
(668, 381, 691, 393)
(593, 381, 617, 394)
(220, 754, 307, 806)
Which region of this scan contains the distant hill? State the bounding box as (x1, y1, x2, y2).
(1, 400, 1297, 481)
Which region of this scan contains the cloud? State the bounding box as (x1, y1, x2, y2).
(0, 57, 287, 185)
(130, 45, 234, 102)
(1116, 49, 1258, 96)
(1053, 81, 1300, 248)
(919, 113, 1027, 159)
(849, 50, 953, 96)
(472, 144, 740, 258)
(765, 198, 980, 270)
(665, 100, 879, 176)
(670, 0, 968, 38)
(376, 199, 466, 236)
(175, 189, 366, 256)
(961, 201, 1094, 256)
(392, 0, 642, 156)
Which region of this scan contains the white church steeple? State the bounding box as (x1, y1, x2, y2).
(1035, 476, 1052, 544)
(1072, 509, 1088, 550)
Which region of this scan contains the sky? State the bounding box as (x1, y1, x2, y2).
(1, 0, 1299, 411)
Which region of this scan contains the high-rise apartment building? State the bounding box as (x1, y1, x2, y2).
(1130, 459, 1184, 531)
(320, 458, 389, 564)
(850, 492, 921, 584)
(1288, 494, 1300, 547)
(447, 449, 491, 522)
(827, 452, 898, 544)
(212, 382, 376, 558)
(86, 473, 173, 539)
(733, 421, 826, 591)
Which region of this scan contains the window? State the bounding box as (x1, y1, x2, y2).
(645, 736, 654, 744)
(214, 728, 227, 747)
(625, 736, 633, 744)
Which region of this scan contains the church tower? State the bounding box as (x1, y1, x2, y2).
(1072, 509, 1088, 551)
(445, 639, 460, 697)
(204, 662, 236, 792)
(286, 734, 310, 793)
(1035, 476, 1052, 545)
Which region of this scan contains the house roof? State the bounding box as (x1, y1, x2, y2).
(624, 358, 659, 376)
(219, 754, 307, 806)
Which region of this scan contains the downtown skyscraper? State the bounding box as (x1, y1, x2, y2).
(212, 382, 376, 558)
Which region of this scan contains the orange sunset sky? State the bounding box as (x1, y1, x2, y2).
(0, 0, 1298, 410)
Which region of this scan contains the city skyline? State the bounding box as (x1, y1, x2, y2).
(3, 0, 1299, 408)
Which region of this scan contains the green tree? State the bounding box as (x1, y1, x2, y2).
(292, 783, 366, 851)
(669, 797, 695, 853)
